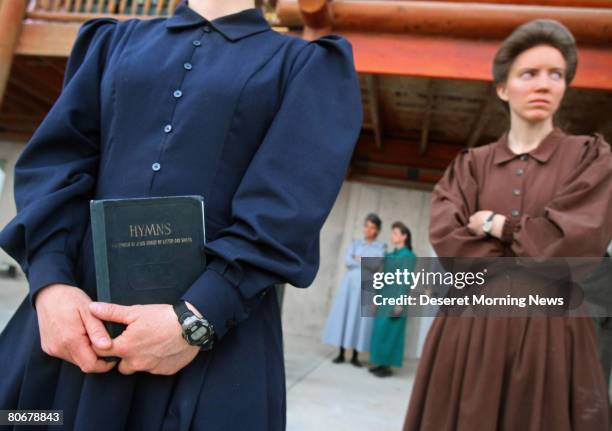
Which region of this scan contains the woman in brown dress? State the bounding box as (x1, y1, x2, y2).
(404, 19, 612, 430)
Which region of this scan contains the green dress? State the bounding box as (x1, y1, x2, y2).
(369, 246, 416, 367)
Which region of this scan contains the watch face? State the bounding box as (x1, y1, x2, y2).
(190, 325, 208, 340)
(187, 322, 209, 344)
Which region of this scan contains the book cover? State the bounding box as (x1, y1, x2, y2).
(90, 195, 206, 340)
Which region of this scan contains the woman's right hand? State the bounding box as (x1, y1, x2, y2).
(34, 283, 117, 373)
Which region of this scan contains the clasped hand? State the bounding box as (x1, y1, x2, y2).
(35, 284, 199, 376)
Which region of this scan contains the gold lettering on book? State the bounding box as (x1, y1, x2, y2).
(128, 223, 172, 238)
(111, 236, 193, 249)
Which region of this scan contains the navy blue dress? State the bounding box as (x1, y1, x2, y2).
(0, 1, 362, 429)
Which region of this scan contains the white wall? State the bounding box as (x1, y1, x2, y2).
(281, 181, 436, 359)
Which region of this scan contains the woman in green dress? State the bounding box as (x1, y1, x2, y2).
(369, 222, 416, 377)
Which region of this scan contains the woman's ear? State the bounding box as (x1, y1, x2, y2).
(496, 83, 509, 102)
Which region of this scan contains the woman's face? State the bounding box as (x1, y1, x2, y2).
(363, 221, 379, 241)
(391, 227, 407, 247)
(496, 45, 567, 123)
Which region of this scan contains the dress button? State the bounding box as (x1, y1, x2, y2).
(183, 62, 193, 71)
(164, 124, 172, 133)
(516, 168, 524, 176)
(203, 25, 211, 33)
(511, 210, 520, 217)
(520, 154, 528, 161)
(192, 39, 201, 47)
(173, 90, 182, 98)
(152, 162, 161, 172)
(513, 188, 521, 196)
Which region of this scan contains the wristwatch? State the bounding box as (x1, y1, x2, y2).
(482, 212, 496, 235)
(172, 301, 215, 351)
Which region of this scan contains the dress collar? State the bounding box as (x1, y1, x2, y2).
(493, 128, 564, 165)
(165, 0, 270, 41)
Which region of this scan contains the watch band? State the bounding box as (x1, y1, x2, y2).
(482, 212, 496, 235)
(173, 300, 192, 324)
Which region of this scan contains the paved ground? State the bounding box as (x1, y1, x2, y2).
(285, 334, 415, 431)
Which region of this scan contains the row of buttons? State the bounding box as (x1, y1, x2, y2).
(509, 155, 529, 218)
(152, 33, 206, 173)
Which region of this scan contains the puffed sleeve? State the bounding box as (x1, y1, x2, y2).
(344, 240, 359, 270)
(501, 135, 612, 257)
(0, 18, 118, 307)
(180, 36, 362, 339)
(429, 149, 505, 257)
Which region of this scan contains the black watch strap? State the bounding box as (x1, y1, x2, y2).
(173, 300, 192, 324)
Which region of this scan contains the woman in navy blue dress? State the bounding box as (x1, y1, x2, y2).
(0, 0, 362, 429)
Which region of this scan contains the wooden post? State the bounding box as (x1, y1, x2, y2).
(297, 0, 331, 40)
(0, 0, 28, 109)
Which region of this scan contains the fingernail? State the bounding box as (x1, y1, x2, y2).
(96, 337, 110, 347)
(90, 302, 102, 312)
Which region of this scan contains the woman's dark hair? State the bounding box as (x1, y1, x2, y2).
(392, 221, 412, 250)
(364, 213, 382, 232)
(492, 19, 577, 87)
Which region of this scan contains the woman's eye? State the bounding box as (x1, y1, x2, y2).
(550, 71, 563, 80)
(520, 71, 534, 79)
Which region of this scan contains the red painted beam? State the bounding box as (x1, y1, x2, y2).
(340, 32, 612, 91)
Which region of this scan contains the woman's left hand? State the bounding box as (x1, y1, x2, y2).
(88, 302, 200, 375)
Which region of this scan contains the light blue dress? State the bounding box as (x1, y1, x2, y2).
(322, 239, 386, 352)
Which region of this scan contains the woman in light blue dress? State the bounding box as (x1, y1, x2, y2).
(322, 214, 386, 366)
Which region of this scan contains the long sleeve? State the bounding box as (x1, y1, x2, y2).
(344, 241, 359, 269)
(502, 135, 612, 257)
(429, 149, 505, 257)
(0, 18, 118, 307)
(181, 36, 363, 339)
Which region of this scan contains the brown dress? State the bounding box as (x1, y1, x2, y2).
(404, 129, 612, 431)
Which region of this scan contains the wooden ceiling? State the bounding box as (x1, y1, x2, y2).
(350, 75, 612, 188)
(0, 55, 66, 139)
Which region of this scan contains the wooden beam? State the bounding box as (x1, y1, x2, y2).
(420, 79, 434, 155)
(420, 0, 612, 7)
(277, 0, 612, 45)
(466, 86, 497, 148)
(0, 0, 28, 108)
(364, 74, 383, 149)
(339, 32, 612, 91)
(297, 0, 331, 40)
(15, 22, 80, 56)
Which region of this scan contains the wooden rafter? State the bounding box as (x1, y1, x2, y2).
(364, 74, 383, 149)
(466, 86, 497, 148)
(420, 79, 435, 155)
